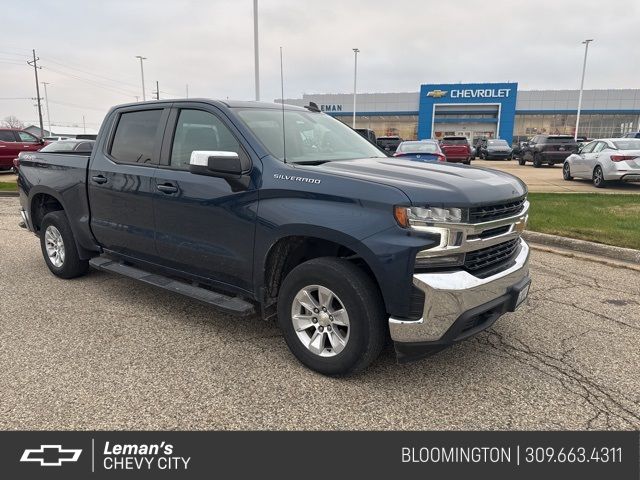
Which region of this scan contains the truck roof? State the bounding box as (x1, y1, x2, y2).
(111, 98, 308, 111)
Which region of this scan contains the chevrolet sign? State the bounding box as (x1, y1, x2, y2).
(426, 90, 447, 98)
(450, 88, 511, 98)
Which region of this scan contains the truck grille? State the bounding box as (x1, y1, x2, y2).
(469, 197, 526, 223)
(464, 238, 520, 274)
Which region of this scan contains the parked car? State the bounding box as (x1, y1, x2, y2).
(17, 99, 531, 376)
(439, 136, 472, 164)
(376, 135, 403, 155)
(392, 140, 446, 162)
(621, 132, 640, 139)
(563, 138, 640, 188)
(477, 139, 513, 160)
(354, 128, 377, 145)
(519, 135, 579, 167)
(0, 128, 46, 171)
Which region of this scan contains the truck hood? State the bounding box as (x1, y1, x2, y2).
(305, 157, 527, 206)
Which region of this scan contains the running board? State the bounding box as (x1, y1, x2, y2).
(89, 257, 255, 317)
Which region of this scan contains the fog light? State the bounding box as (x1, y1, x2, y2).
(415, 252, 465, 269)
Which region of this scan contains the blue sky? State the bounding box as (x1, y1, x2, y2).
(1, 0, 638, 129)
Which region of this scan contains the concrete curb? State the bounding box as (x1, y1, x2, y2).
(0, 191, 18, 197)
(523, 230, 640, 265)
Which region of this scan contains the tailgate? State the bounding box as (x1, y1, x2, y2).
(442, 145, 469, 156)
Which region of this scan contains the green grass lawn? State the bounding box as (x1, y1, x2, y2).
(0, 182, 17, 192)
(527, 193, 640, 250)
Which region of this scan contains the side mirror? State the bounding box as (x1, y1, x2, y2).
(189, 150, 243, 177)
(39, 138, 45, 145)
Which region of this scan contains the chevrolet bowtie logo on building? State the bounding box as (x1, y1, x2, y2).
(20, 445, 82, 467)
(426, 89, 447, 98)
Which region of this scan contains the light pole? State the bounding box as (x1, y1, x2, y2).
(574, 39, 593, 141)
(352, 48, 359, 129)
(253, 0, 260, 101)
(135, 55, 147, 101)
(41, 82, 52, 135)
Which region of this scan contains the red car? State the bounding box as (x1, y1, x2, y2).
(0, 129, 46, 171)
(439, 136, 472, 164)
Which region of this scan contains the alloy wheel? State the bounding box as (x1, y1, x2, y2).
(291, 285, 350, 357)
(44, 225, 65, 267)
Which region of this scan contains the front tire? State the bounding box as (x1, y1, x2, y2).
(40, 211, 89, 279)
(593, 166, 607, 188)
(563, 162, 573, 180)
(277, 257, 386, 376)
(518, 157, 526, 165)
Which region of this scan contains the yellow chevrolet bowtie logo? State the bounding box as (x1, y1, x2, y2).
(427, 90, 448, 98)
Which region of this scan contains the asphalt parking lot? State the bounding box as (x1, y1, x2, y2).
(478, 159, 640, 193)
(0, 197, 638, 430)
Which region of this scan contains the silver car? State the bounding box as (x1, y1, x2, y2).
(562, 138, 640, 188)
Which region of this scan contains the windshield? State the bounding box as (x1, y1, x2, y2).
(398, 142, 439, 153)
(613, 139, 640, 150)
(488, 140, 508, 146)
(236, 108, 385, 163)
(441, 138, 467, 145)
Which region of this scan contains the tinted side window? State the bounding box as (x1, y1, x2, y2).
(170, 109, 245, 170)
(0, 131, 15, 142)
(580, 141, 596, 154)
(110, 109, 163, 164)
(17, 131, 38, 142)
(593, 142, 606, 153)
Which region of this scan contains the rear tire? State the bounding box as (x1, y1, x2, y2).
(277, 257, 386, 376)
(40, 211, 89, 279)
(533, 153, 542, 168)
(593, 166, 607, 188)
(518, 157, 526, 165)
(562, 162, 573, 180)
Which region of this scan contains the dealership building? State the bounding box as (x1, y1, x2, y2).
(282, 82, 640, 144)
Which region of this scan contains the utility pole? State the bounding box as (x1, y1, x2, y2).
(253, 0, 260, 100)
(41, 82, 52, 135)
(27, 49, 45, 137)
(135, 55, 147, 101)
(154, 81, 160, 100)
(352, 48, 360, 129)
(186, 84, 189, 99)
(575, 39, 594, 141)
(82, 115, 86, 134)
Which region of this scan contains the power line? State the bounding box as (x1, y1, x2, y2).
(41, 64, 138, 97)
(41, 56, 141, 90)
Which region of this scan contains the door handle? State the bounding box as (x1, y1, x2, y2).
(91, 175, 108, 184)
(156, 183, 178, 194)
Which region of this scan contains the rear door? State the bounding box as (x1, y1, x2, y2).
(0, 131, 19, 167)
(88, 105, 170, 261)
(151, 104, 259, 293)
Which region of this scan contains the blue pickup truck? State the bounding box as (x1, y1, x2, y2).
(17, 99, 531, 375)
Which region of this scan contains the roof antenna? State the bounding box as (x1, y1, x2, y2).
(280, 46, 287, 163)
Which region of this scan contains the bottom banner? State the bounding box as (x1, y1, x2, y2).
(1, 431, 637, 479)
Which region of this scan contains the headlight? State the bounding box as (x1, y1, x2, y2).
(394, 206, 464, 228)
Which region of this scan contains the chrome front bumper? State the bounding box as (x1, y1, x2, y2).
(389, 238, 530, 343)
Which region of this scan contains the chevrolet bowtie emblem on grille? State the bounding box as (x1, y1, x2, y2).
(426, 89, 447, 98)
(20, 445, 82, 467)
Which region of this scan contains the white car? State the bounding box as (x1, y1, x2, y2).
(562, 138, 640, 188)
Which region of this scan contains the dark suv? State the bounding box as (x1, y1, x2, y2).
(519, 135, 579, 167)
(376, 136, 403, 155)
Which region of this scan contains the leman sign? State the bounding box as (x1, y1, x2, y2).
(320, 104, 343, 112)
(450, 88, 511, 99)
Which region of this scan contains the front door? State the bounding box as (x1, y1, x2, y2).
(88, 106, 169, 261)
(15, 131, 44, 153)
(152, 105, 258, 293)
(573, 140, 596, 176)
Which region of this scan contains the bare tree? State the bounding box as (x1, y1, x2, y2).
(2, 115, 25, 129)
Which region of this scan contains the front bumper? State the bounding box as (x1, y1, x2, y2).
(389, 239, 530, 362)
